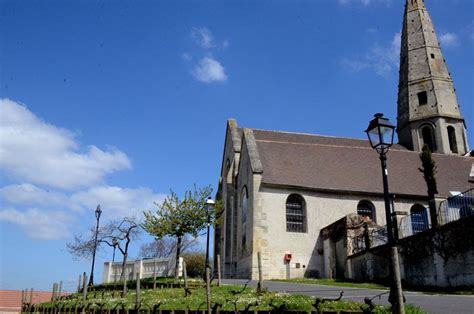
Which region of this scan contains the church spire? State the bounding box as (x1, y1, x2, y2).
(397, 0, 469, 155)
(406, 0, 425, 11)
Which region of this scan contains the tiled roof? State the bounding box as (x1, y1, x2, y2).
(252, 129, 473, 197)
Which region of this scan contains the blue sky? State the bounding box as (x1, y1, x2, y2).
(0, 0, 473, 291)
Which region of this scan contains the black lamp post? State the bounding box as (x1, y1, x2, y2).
(204, 197, 215, 314)
(112, 237, 118, 283)
(112, 237, 118, 263)
(205, 197, 215, 269)
(88, 204, 102, 286)
(365, 113, 405, 314)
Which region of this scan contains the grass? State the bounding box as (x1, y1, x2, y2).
(272, 278, 389, 290)
(34, 282, 428, 313)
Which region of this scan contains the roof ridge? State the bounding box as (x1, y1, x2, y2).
(255, 138, 410, 152)
(250, 127, 370, 142)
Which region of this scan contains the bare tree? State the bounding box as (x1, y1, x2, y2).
(100, 218, 140, 282)
(138, 235, 199, 259)
(66, 223, 116, 260)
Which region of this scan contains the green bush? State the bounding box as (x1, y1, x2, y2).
(183, 252, 206, 278)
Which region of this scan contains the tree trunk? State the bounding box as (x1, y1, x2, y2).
(120, 237, 130, 281)
(120, 252, 127, 281)
(174, 235, 182, 281)
(428, 195, 438, 228)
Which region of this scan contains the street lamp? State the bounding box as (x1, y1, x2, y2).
(365, 113, 405, 314)
(112, 237, 118, 263)
(205, 197, 215, 314)
(112, 237, 118, 283)
(205, 197, 215, 270)
(88, 204, 102, 286)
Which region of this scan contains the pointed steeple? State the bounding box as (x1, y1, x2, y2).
(397, 0, 469, 155)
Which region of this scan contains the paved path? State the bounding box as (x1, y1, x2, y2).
(221, 279, 474, 314)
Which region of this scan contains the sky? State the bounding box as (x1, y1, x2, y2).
(0, 0, 473, 292)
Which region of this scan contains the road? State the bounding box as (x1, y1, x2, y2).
(221, 279, 474, 314)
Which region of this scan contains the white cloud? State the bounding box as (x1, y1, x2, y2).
(0, 183, 166, 239)
(338, 0, 391, 6)
(191, 27, 215, 49)
(181, 53, 192, 61)
(192, 57, 228, 83)
(0, 207, 73, 240)
(71, 186, 165, 220)
(0, 99, 131, 190)
(341, 32, 401, 78)
(439, 32, 460, 48)
(0, 99, 166, 240)
(0, 184, 69, 208)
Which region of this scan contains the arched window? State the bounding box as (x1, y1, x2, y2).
(447, 126, 458, 153)
(421, 124, 436, 152)
(224, 159, 231, 183)
(241, 187, 248, 224)
(286, 194, 306, 233)
(411, 204, 429, 233)
(357, 200, 376, 223)
(241, 186, 248, 249)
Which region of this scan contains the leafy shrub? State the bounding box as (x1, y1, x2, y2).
(183, 253, 206, 278)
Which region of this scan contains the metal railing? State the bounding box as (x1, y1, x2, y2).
(348, 189, 473, 256)
(438, 188, 474, 226)
(398, 207, 431, 239)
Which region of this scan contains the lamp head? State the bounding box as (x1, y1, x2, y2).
(365, 113, 395, 155)
(206, 197, 215, 206)
(95, 204, 102, 219)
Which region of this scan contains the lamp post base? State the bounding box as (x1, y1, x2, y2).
(389, 247, 405, 314)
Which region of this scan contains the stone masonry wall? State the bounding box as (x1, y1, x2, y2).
(348, 215, 474, 288)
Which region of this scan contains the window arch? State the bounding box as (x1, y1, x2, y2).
(286, 194, 306, 233)
(241, 186, 248, 250)
(420, 124, 436, 152)
(224, 159, 231, 183)
(357, 200, 376, 223)
(411, 204, 429, 233)
(241, 186, 248, 224)
(447, 126, 458, 154)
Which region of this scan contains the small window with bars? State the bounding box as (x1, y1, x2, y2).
(357, 200, 376, 223)
(286, 194, 306, 233)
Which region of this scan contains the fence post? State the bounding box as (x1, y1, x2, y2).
(182, 261, 188, 294)
(136, 272, 141, 309)
(58, 281, 62, 300)
(21, 289, 25, 309)
(205, 267, 211, 314)
(29, 288, 34, 313)
(77, 274, 82, 293)
(257, 252, 263, 293)
(51, 282, 57, 314)
(82, 273, 88, 301)
(153, 260, 157, 290)
(51, 283, 57, 302)
(217, 254, 222, 287)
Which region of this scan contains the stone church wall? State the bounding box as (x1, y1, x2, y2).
(251, 187, 422, 280)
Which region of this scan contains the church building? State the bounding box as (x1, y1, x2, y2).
(214, 0, 473, 280)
